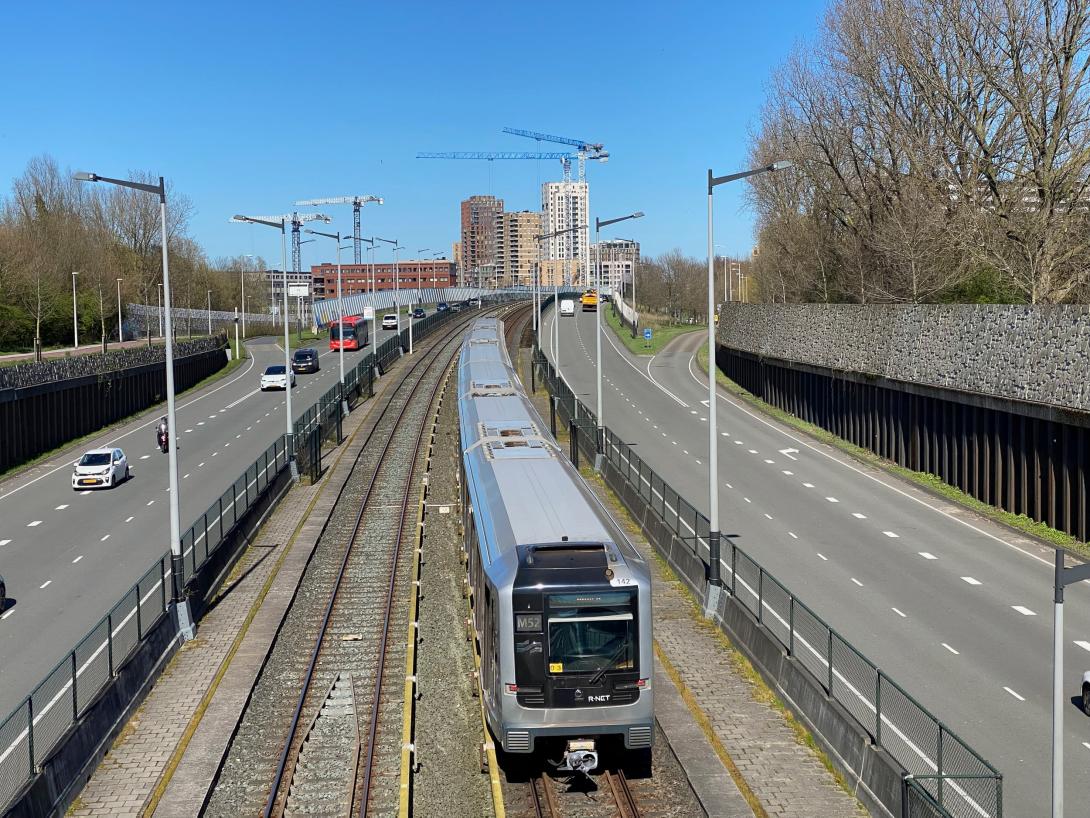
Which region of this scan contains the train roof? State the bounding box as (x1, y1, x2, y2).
(459, 318, 633, 567)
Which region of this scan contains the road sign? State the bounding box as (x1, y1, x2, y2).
(287, 284, 309, 297)
(363, 306, 375, 321)
(643, 328, 652, 340)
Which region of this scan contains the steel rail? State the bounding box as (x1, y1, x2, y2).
(261, 309, 493, 817)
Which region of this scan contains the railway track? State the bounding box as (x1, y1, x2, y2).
(525, 768, 641, 818)
(206, 307, 516, 817)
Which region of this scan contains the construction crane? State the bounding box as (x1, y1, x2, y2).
(501, 128, 608, 181)
(295, 195, 383, 264)
(236, 212, 332, 277)
(416, 151, 577, 180)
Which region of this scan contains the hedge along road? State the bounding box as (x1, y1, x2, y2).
(541, 303, 1090, 817)
(0, 317, 418, 720)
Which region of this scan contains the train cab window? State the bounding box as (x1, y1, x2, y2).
(545, 592, 636, 676)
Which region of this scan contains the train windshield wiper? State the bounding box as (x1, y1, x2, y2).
(588, 641, 630, 686)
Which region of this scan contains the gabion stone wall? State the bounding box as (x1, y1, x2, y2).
(717, 304, 1090, 411)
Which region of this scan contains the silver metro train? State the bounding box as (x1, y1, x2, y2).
(457, 316, 653, 773)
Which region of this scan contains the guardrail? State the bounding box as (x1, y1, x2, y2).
(0, 294, 524, 814)
(0, 434, 289, 810)
(532, 342, 1003, 818)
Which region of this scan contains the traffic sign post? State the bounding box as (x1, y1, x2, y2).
(643, 327, 652, 349)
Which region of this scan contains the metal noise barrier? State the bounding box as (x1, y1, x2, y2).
(531, 345, 1003, 818)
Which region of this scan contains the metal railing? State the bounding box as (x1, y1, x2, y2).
(0, 434, 290, 809)
(533, 344, 1003, 818)
(0, 293, 518, 813)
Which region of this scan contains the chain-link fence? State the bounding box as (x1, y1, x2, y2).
(532, 341, 1003, 818)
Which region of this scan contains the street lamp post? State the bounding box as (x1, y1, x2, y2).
(536, 224, 587, 397)
(704, 160, 791, 614)
(157, 283, 163, 338)
(593, 212, 644, 468)
(75, 170, 195, 640)
(207, 289, 213, 335)
(232, 214, 300, 477)
(307, 228, 350, 414)
(360, 238, 376, 347)
(375, 238, 403, 338)
(71, 272, 79, 349)
(116, 278, 124, 343)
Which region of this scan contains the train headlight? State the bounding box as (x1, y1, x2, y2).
(516, 614, 541, 632)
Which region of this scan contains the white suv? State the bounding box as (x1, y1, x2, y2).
(260, 365, 295, 391)
(381, 314, 398, 330)
(72, 448, 129, 489)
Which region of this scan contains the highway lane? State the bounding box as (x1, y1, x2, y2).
(0, 315, 423, 718)
(542, 305, 1090, 816)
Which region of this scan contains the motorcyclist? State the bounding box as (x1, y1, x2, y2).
(156, 417, 169, 452)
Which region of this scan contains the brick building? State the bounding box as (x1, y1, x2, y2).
(460, 195, 503, 287)
(310, 260, 456, 300)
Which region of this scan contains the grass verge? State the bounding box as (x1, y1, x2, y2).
(694, 342, 1089, 559)
(601, 305, 700, 356)
(0, 343, 247, 483)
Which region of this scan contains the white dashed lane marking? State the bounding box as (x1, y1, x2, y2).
(1004, 687, 1025, 701)
(851, 577, 863, 587)
(39, 580, 51, 589)
(27, 520, 41, 527)
(763, 459, 774, 464)
(788, 532, 798, 539)
(764, 513, 773, 520)
(744, 497, 751, 504)
(942, 643, 960, 655)
(55, 504, 68, 510)
(1011, 606, 1036, 616)
(817, 553, 828, 561)
(961, 576, 982, 586)
(0, 540, 9, 547)
(140, 455, 150, 460)
(852, 512, 866, 519)
(826, 497, 839, 503)
(147, 500, 155, 506)
(883, 531, 899, 538)
(892, 607, 907, 618)
(1075, 641, 1090, 652)
(919, 552, 937, 560)
(782, 470, 793, 476)
(100, 534, 110, 542)
(72, 555, 83, 563)
(803, 482, 815, 488)
(125, 516, 134, 523)
(748, 449, 758, 454)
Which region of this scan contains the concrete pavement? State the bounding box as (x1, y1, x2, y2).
(542, 305, 1090, 816)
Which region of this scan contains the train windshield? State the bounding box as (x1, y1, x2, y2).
(330, 324, 356, 340)
(546, 592, 635, 675)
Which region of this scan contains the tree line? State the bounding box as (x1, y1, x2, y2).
(747, 0, 1090, 304)
(0, 155, 269, 353)
(627, 250, 750, 321)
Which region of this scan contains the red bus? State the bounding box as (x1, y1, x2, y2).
(329, 315, 369, 350)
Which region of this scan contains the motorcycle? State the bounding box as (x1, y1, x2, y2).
(156, 423, 169, 453)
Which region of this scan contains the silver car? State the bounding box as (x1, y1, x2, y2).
(72, 448, 130, 490)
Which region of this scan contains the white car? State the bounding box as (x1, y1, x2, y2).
(559, 299, 575, 317)
(72, 448, 129, 490)
(260, 365, 295, 391)
(381, 314, 398, 330)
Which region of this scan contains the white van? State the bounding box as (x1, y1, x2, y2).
(559, 299, 575, 317)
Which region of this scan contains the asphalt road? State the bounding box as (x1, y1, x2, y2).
(542, 305, 1090, 817)
(0, 315, 424, 719)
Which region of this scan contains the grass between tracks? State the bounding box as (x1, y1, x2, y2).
(694, 342, 1090, 560)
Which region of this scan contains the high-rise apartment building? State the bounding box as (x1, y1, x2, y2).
(452, 241, 462, 285)
(494, 210, 542, 287)
(541, 181, 588, 285)
(460, 195, 503, 287)
(592, 239, 641, 294)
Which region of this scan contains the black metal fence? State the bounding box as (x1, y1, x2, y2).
(719, 346, 1090, 544)
(0, 336, 228, 474)
(0, 295, 514, 813)
(532, 345, 1003, 818)
(0, 434, 289, 809)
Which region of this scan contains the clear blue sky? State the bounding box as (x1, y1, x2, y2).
(1, 1, 824, 268)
